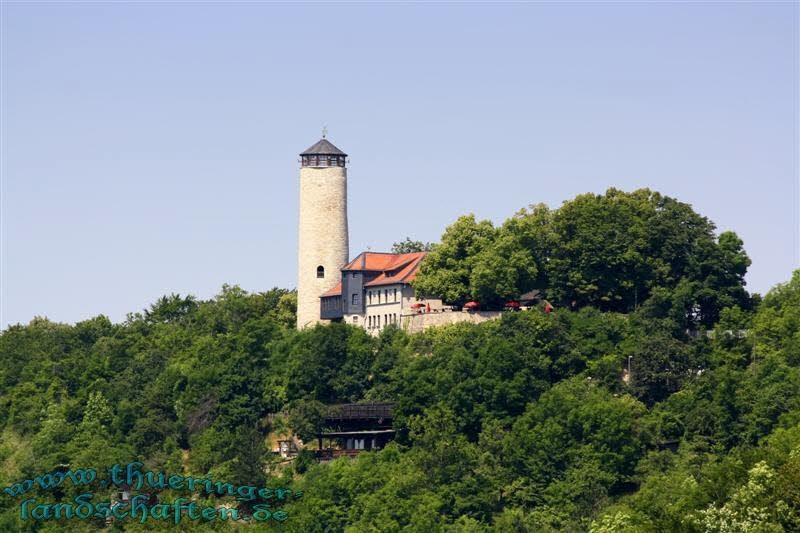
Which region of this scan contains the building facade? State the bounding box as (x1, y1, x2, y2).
(295, 136, 454, 334)
(296, 137, 349, 329)
(320, 251, 445, 334)
(315, 403, 396, 461)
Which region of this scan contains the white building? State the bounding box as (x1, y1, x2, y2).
(319, 251, 443, 334)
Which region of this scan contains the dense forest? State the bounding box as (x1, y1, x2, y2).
(1, 189, 799, 532)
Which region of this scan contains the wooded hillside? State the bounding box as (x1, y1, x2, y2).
(1, 190, 798, 531)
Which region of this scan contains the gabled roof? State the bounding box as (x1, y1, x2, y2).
(343, 251, 426, 272)
(363, 253, 426, 287)
(319, 252, 428, 297)
(300, 138, 347, 156)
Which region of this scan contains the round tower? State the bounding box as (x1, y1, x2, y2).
(296, 136, 349, 329)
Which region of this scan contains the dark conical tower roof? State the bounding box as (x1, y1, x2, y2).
(300, 138, 347, 157)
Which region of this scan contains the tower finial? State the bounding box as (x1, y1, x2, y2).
(322, 125, 328, 139)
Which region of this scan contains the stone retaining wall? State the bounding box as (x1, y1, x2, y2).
(401, 310, 503, 334)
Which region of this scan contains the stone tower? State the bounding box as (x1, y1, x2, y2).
(296, 136, 349, 329)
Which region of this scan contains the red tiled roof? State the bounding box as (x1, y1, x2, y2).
(343, 251, 427, 272)
(321, 282, 342, 297)
(363, 253, 426, 287)
(319, 252, 428, 297)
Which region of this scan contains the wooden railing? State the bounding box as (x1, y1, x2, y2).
(326, 403, 394, 420)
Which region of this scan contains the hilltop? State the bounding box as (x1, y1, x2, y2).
(1, 190, 798, 531)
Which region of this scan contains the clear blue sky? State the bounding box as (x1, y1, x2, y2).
(1, 2, 797, 328)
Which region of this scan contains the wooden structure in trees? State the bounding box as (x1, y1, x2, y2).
(315, 402, 396, 461)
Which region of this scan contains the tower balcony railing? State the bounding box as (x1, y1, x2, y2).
(302, 155, 346, 167)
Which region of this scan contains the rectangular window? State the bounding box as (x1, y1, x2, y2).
(352, 294, 359, 305)
(394, 288, 397, 301)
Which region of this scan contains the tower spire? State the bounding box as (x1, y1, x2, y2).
(322, 125, 327, 139)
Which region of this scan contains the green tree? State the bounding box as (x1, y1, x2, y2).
(413, 214, 497, 305)
(414, 190, 751, 322)
(469, 231, 538, 307)
(498, 379, 647, 514)
(391, 237, 433, 253)
(627, 334, 696, 405)
(279, 322, 375, 403)
(473, 203, 555, 305)
(144, 293, 199, 324)
(287, 399, 327, 443)
(753, 269, 800, 363)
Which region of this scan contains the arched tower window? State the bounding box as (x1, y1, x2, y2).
(317, 265, 325, 278)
